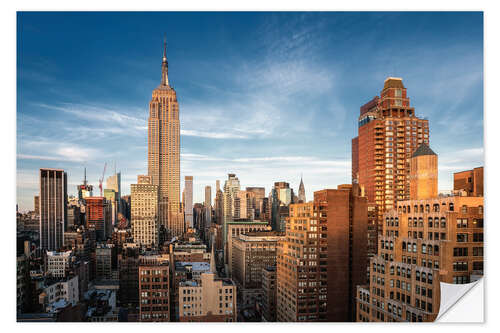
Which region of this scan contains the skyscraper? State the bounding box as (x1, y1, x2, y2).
(39, 168, 67, 251)
(223, 174, 240, 224)
(148, 39, 183, 237)
(205, 186, 212, 207)
(205, 185, 212, 228)
(185, 176, 193, 229)
(352, 77, 430, 233)
(215, 183, 224, 225)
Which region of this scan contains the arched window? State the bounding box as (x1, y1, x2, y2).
(449, 203, 454, 211)
(461, 205, 468, 213)
(420, 205, 424, 213)
(434, 245, 439, 255)
(440, 217, 446, 228)
(433, 204, 440, 212)
(414, 205, 418, 212)
(428, 217, 433, 227)
(434, 217, 439, 228)
(422, 244, 427, 254)
(403, 206, 406, 213)
(425, 204, 430, 213)
(402, 242, 406, 251)
(418, 217, 423, 227)
(407, 205, 411, 213)
(395, 217, 399, 226)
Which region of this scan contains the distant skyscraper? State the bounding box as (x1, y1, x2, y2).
(184, 176, 193, 229)
(34, 195, 39, 215)
(77, 168, 93, 201)
(246, 187, 266, 220)
(204, 186, 212, 207)
(204, 185, 212, 228)
(106, 171, 121, 215)
(106, 171, 121, 200)
(223, 174, 240, 224)
(39, 168, 67, 251)
(85, 197, 112, 241)
(298, 176, 306, 203)
(148, 39, 183, 237)
(215, 182, 224, 225)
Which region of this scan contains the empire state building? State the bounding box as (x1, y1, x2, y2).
(148, 40, 184, 237)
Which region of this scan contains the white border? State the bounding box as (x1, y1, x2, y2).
(3, 1, 498, 332)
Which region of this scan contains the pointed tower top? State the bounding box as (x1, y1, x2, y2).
(160, 36, 169, 86)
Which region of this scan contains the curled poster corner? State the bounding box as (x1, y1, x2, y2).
(435, 278, 484, 322)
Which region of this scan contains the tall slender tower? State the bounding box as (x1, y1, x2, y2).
(148, 39, 183, 237)
(184, 176, 193, 229)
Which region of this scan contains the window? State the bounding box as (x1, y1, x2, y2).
(453, 262, 468, 271)
(473, 233, 484, 242)
(473, 261, 483, 271)
(457, 233, 468, 243)
(453, 247, 468, 257)
(473, 247, 484, 256)
(457, 218, 468, 228)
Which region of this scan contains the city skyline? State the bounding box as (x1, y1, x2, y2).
(16, 12, 483, 211)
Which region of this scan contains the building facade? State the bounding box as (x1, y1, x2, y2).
(454, 167, 484, 197)
(224, 220, 272, 276)
(232, 231, 284, 306)
(131, 175, 159, 248)
(178, 272, 237, 322)
(261, 266, 277, 322)
(138, 254, 170, 322)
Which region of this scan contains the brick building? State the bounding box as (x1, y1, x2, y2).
(276, 185, 368, 322)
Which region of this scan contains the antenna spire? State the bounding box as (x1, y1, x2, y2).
(161, 35, 169, 86)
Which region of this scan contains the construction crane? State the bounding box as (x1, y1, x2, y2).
(99, 162, 107, 196)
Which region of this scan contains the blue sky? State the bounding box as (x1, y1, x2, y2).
(16, 12, 483, 212)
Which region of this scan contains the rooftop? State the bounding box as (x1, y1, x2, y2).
(412, 144, 437, 158)
(383, 77, 405, 90)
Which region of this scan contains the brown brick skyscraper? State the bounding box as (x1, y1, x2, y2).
(352, 77, 430, 241)
(148, 40, 184, 237)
